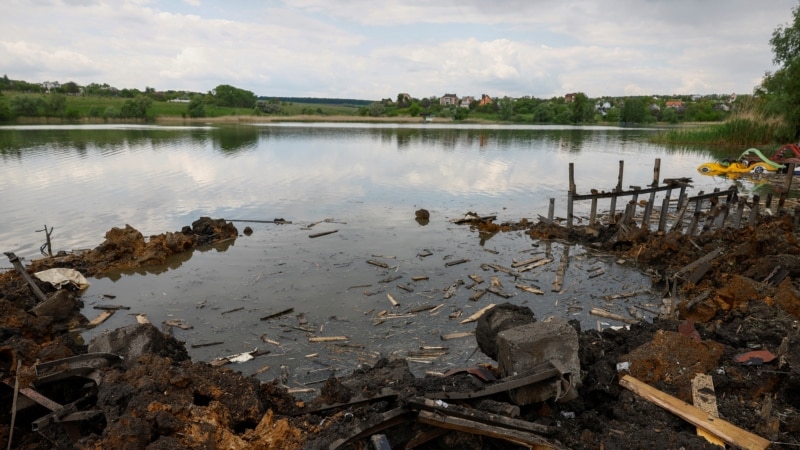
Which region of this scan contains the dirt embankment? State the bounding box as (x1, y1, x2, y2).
(1, 214, 799, 449)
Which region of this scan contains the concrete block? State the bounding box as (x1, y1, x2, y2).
(496, 317, 580, 405)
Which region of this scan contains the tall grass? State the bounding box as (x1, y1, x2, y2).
(651, 99, 795, 147)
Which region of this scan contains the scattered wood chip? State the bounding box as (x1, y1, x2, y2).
(260, 308, 294, 321)
(460, 303, 496, 324)
(367, 259, 389, 268)
(163, 319, 193, 330)
(309, 229, 338, 238)
(87, 310, 114, 328)
(445, 258, 469, 267)
(441, 331, 476, 340)
(411, 275, 429, 281)
(515, 283, 544, 295)
(387, 293, 399, 307)
(468, 274, 484, 284)
(309, 336, 349, 343)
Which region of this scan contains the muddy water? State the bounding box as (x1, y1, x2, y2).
(1, 123, 725, 385)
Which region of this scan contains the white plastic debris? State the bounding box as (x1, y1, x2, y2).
(34, 268, 90, 289)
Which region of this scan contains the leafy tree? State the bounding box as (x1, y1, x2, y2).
(9, 95, 46, 116)
(120, 95, 152, 119)
(532, 102, 555, 123)
(569, 92, 594, 124)
(366, 102, 385, 117)
(210, 84, 256, 108)
(604, 107, 621, 123)
(188, 95, 206, 118)
(60, 81, 80, 95)
(408, 102, 422, 117)
(760, 3, 800, 136)
(453, 107, 470, 121)
(620, 97, 648, 124)
(661, 107, 679, 124)
(497, 97, 514, 121)
(47, 93, 67, 116)
(0, 102, 11, 121)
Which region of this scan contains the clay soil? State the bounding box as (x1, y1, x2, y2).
(1, 214, 799, 449)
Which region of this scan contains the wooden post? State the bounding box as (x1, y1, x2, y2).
(629, 188, 640, 227)
(642, 159, 660, 230)
(658, 197, 670, 232)
(778, 163, 795, 210)
(734, 196, 746, 229)
(589, 197, 598, 227)
(687, 194, 704, 236)
(567, 163, 575, 228)
(765, 193, 773, 210)
(749, 195, 760, 227)
(609, 161, 624, 224)
(4, 252, 48, 303)
(670, 196, 689, 233)
(548, 198, 555, 222)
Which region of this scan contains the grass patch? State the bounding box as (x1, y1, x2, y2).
(650, 102, 795, 147)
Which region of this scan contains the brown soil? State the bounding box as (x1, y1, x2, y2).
(1, 214, 799, 449)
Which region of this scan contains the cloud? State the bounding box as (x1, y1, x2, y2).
(0, 0, 795, 99)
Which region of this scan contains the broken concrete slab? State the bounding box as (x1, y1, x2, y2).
(495, 317, 580, 405)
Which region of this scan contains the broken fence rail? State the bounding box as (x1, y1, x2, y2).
(559, 158, 799, 235)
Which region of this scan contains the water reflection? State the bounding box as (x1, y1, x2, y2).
(1, 123, 719, 261)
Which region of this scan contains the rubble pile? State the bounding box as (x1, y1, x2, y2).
(1, 213, 799, 449)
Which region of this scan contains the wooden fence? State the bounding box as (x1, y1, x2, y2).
(556, 158, 799, 235)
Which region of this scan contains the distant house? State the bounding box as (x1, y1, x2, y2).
(460, 96, 475, 108)
(665, 100, 683, 109)
(440, 93, 459, 106)
(564, 93, 576, 103)
(479, 94, 494, 106)
(397, 93, 411, 104)
(41, 81, 60, 93)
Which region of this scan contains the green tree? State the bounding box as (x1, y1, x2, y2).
(47, 93, 67, 116)
(60, 81, 80, 95)
(453, 107, 470, 120)
(569, 92, 594, 124)
(760, 3, 800, 137)
(211, 84, 256, 108)
(408, 102, 422, 117)
(367, 102, 385, 117)
(620, 97, 647, 124)
(187, 95, 206, 118)
(9, 95, 45, 117)
(497, 97, 514, 121)
(604, 107, 621, 123)
(120, 95, 152, 119)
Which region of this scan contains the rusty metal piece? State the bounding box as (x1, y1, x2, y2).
(428, 361, 560, 400)
(34, 352, 122, 385)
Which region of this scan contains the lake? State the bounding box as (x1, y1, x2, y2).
(0, 123, 734, 384)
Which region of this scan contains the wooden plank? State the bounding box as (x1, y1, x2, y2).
(460, 304, 496, 324)
(87, 310, 114, 327)
(4, 252, 48, 303)
(410, 398, 554, 435)
(308, 229, 338, 238)
(308, 336, 348, 342)
(417, 410, 561, 449)
(590, 308, 638, 325)
(620, 375, 771, 450)
(692, 373, 726, 447)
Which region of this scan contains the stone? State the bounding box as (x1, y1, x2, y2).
(495, 317, 580, 405)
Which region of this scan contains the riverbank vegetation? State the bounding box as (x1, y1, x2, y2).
(3, 5, 800, 147)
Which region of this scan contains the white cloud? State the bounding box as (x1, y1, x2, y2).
(0, 0, 796, 99)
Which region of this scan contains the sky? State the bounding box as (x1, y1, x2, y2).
(2, 0, 798, 101)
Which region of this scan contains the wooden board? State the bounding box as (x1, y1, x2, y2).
(620, 375, 770, 450)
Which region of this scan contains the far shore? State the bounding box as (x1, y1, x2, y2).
(154, 114, 472, 124)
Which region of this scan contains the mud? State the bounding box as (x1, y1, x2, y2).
(1, 214, 799, 449)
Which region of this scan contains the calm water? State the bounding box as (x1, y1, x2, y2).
(0, 123, 731, 384)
